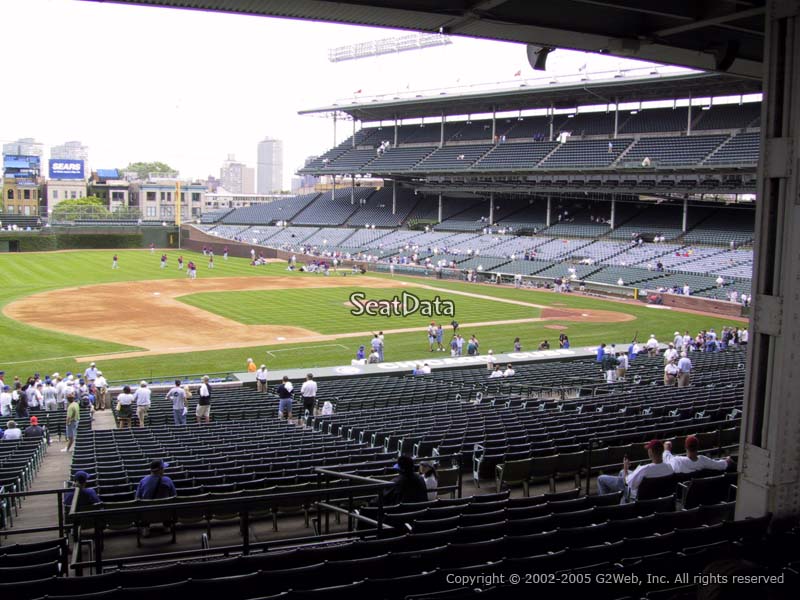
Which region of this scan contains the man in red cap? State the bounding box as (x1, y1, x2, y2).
(597, 439, 673, 501)
(663, 436, 734, 473)
(23, 415, 46, 441)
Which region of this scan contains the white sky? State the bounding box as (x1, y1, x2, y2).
(0, 0, 670, 188)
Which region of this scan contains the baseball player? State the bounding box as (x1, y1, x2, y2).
(187, 261, 197, 279)
(112, 254, 119, 269)
(160, 253, 167, 269)
(177, 255, 184, 270)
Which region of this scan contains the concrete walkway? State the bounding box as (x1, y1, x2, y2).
(3, 409, 116, 545)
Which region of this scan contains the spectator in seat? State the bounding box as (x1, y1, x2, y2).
(3, 420, 22, 441)
(135, 459, 177, 538)
(663, 436, 734, 474)
(246, 358, 257, 373)
(419, 461, 438, 500)
(382, 455, 428, 505)
(64, 471, 101, 511)
(23, 415, 46, 440)
(503, 364, 515, 377)
(597, 439, 673, 502)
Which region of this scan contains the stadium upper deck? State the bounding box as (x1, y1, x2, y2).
(299, 72, 761, 194)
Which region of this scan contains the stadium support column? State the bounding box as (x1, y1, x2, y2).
(333, 112, 337, 149)
(613, 100, 619, 139)
(491, 106, 496, 141)
(352, 118, 356, 147)
(739, 0, 800, 521)
(351, 174, 355, 204)
(438, 193, 443, 223)
(392, 180, 397, 215)
(394, 116, 398, 146)
(682, 198, 688, 232)
(549, 104, 554, 142)
(440, 113, 445, 149)
(610, 195, 615, 229)
(489, 193, 494, 224)
(687, 92, 692, 136)
(546, 196, 551, 227)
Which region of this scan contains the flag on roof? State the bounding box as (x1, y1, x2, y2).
(514, 70, 521, 77)
(354, 89, 362, 94)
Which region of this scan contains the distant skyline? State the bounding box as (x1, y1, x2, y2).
(0, 0, 666, 188)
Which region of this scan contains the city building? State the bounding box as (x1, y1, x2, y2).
(139, 180, 206, 220)
(87, 170, 132, 213)
(45, 144, 89, 215)
(257, 137, 284, 194)
(220, 154, 255, 194)
(3, 155, 42, 216)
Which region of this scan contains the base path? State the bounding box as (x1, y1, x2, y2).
(4, 275, 633, 360)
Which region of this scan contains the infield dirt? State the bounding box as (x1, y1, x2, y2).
(5, 275, 633, 360)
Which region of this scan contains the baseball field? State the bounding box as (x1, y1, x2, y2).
(0, 249, 742, 382)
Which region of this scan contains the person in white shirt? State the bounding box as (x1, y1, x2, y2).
(419, 462, 438, 501)
(645, 334, 659, 356)
(615, 353, 629, 381)
(83, 363, 98, 384)
(663, 344, 679, 364)
(54, 375, 67, 409)
(503, 364, 515, 377)
(663, 436, 733, 474)
(677, 352, 693, 387)
(420, 363, 432, 374)
(42, 381, 58, 412)
(673, 331, 683, 350)
(740, 328, 749, 345)
(321, 400, 334, 416)
(3, 420, 22, 441)
(716, 275, 725, 288)
(486, 350, 495, 371)
(664, 359, 680, 386)
(300, 373, 318, 418)
(0, 386, 12, 417)
(489, 366, 504, 378)
(255, 365, 269, 393)
(597, 439, 673, 502)
(133, 381, 152, 428)
(28, 383, 43, 410)
(94, 372, 108, 410)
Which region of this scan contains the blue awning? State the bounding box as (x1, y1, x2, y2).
(3, 159, 32, 168)
(96, 169, 119, 179)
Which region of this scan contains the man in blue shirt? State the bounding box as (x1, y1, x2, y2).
(136, 459, 177, 500)
(596, 343, 606, 365)
(64, 471, 101, 512)
(136, 459, 176, 538)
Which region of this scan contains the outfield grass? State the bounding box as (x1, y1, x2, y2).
(177, 286, 541, 334)
(0, 249, 740, 382)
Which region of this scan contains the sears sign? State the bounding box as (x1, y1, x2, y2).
(49, 159, 85, 180)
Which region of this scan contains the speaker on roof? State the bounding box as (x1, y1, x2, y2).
(527, 45, 554, 71)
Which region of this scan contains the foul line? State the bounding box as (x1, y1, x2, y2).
(266, 344, 349, 358)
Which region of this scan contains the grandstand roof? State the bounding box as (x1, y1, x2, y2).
(299, 71, 761, 122)
(99, 1, 765, 80)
